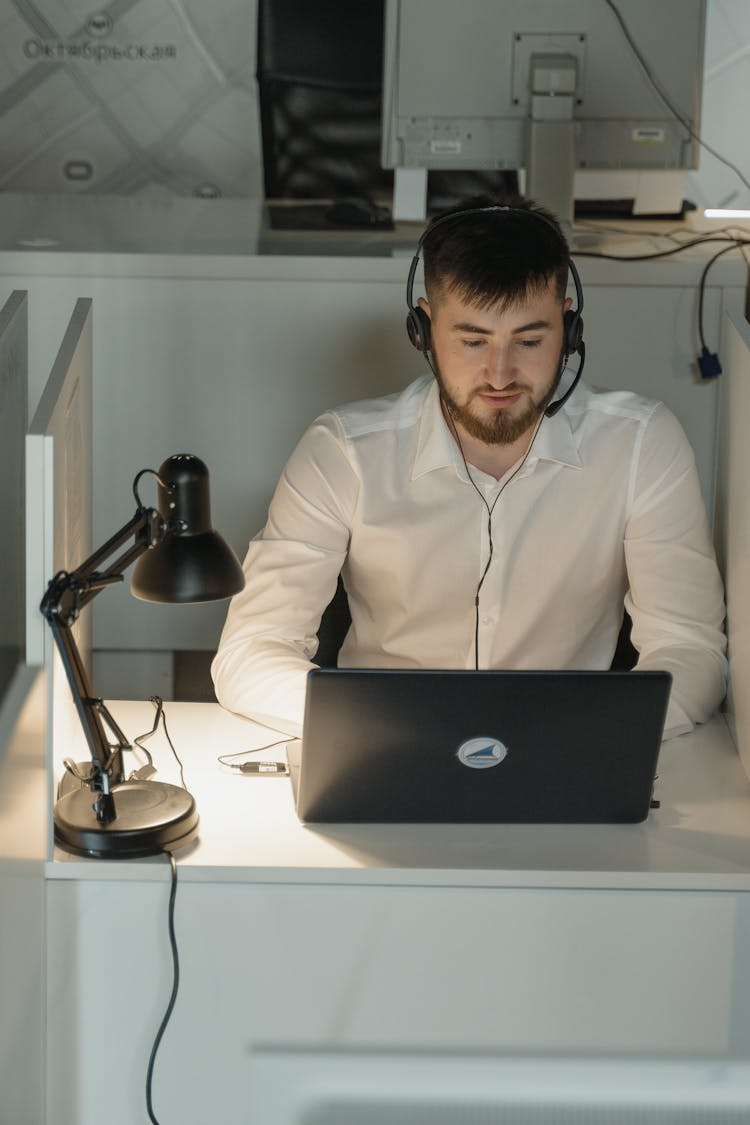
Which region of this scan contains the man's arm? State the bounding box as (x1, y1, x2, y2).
(211, 414, 358, 734)
(624, 403, 727, 739)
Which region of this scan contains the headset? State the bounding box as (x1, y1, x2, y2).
(405, 205, 586, 417)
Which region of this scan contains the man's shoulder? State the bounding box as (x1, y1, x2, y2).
(327, 373, 434, 441)
(568, 383, 691, 463)
(571, 381, 663, 423)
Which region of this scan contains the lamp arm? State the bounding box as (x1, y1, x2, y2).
(40, 506, 165, 818)
(43, 506, 164, 622)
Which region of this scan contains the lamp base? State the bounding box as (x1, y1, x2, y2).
(54, 779, 199, 859)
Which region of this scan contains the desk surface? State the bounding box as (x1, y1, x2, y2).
(2, 192, 748, 286)
(48, 702, 750, 890)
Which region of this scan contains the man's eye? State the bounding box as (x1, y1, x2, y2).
(518, 338, 543, 349)
(462, 338, 485, 348)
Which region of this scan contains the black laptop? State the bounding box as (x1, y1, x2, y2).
(288, 668, 672, 824)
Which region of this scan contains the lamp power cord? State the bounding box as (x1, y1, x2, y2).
(146, 849, 180, 1125)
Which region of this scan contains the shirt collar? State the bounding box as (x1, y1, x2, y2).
(528, 399, 583, 470)
(412, 378, 463, 480)
(411, 376, 583, 481)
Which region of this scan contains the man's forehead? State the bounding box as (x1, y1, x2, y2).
(443, 277, 562, 315)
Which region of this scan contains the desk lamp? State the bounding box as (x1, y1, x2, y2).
(41, 454, 244, 859)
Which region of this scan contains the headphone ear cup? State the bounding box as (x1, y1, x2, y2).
(406, 307, 432, 354)
(563, 309, 584, 356)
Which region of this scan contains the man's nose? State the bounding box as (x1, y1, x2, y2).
(483, 345, 516, 387)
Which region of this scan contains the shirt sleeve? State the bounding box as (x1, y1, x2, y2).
(211, 413, 359, 734)
(623, 403, 727, 740)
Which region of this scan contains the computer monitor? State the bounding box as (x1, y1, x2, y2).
(0, 291, 28, 702)
(381, 0, 706, 222)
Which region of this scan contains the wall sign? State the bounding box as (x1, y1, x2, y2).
(0, 0, 261, 197)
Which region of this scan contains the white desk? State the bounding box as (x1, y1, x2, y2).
(44, 703, 750, 1124)
(48, 703, 750, 888)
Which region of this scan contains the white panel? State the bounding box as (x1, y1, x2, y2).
(28, 299, 94, 806)
(0, 665, 47, 1125)
(581, 282, 721, 517)
(91, 649, 174, 702)
(28, 298, 94, 653)
(24, 432, 49, 669)
(715, 297, 750, 777)
(0, 289, 27, 675)
(249, 1052, 750, 1125)
(45, 878, 747, 1125)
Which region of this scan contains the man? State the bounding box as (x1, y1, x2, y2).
(212, 200, 726, 739)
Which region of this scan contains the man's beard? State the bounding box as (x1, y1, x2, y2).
(434, 363, 559, 446)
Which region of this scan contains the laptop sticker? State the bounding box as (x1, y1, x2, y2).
(456, 738, 508, 770)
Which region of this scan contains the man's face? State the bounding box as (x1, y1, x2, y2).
(421, 278, 570, 446)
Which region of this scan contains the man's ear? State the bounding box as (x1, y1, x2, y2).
(409, 296, 435, 359)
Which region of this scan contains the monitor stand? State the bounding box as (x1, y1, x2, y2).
(393, 168, 429, 222)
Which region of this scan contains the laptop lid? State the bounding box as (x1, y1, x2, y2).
(291, 668, 672, 824)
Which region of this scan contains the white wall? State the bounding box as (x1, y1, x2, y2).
(0, 0, 262, 199)
(686, 0, 750, 210)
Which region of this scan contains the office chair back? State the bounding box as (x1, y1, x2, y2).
(256, 0, 393, 202)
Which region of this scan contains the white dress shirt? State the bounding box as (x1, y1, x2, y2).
(212, 373, 727, 740)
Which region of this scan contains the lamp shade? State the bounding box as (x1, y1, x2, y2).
(131, 454, 245, 603)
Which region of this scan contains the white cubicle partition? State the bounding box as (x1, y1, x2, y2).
(0, 664, 46, 1125)
(715, 296, 750, 780)
(26, 298, 93, 818)
(26, 297, 93, 664)
(0, 290, 27, 685)
(0, 290, 46, 1125)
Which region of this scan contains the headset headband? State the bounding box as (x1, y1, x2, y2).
(406, 204, 584, 331)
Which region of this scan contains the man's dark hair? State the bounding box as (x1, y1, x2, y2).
(422, 196, 570, 311)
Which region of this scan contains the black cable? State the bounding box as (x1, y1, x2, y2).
(218, 737, 294, 774)
(146, 850, 180, 1125)
(574, 233, 750, 264)
(697, 241, 747, 350)
(158, 701, 188, 791)
(575, 232, 750, 376)
(446, 406, 545, 670)
(134, 696, 189, 790)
